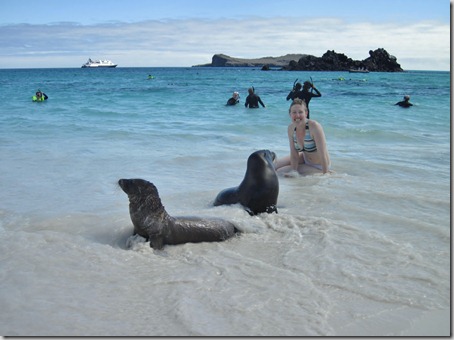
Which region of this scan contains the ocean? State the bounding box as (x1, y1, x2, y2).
(0, 67, 450, 336)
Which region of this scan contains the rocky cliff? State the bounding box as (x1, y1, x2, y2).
(195, 54, 306, 67)
(284, 48, 403, 72)
(195, 48, 403, 72)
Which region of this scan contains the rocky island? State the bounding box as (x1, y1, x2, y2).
(195, 48, 403, 72)
(194, 54, 306, 68)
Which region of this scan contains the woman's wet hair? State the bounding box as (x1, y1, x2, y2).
(289, 98, 308, 113)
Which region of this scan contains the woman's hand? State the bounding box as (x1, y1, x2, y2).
(284, 169, 300, 178)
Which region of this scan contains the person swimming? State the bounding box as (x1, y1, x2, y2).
(244, 87, 265, 108)
(299, 81, 321, 119)
(286, 82, 303, 101)
(32, 90, 48, 102)
(226, 91, 240, 106)
(286, 80, 321, 118)
(395, 95, 413, 108)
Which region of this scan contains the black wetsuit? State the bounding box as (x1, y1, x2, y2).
(286, 89, 303, 101)
(287, 88, 321, 118)
(395, 100, 413, 108)
(300, 88, 321, 119)
(226, 97, 239, 106)
(245, 94, 265, 108)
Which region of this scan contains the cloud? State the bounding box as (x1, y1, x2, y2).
(0, 17, 449, 70)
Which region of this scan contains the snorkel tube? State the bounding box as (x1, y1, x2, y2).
(293, 78, 298, 90)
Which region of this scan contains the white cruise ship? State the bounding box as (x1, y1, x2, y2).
(81, 58, 117, 68)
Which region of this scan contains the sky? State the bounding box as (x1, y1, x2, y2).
(0, 0, 450, 70)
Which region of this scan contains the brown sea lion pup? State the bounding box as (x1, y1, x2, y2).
(119, 178, 239, 249)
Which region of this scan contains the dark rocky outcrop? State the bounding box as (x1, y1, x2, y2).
(362, 48, 403, 72)
(283, 48, 403, 72)
(261, 64, 271, 71)
(195, 53, 306, 68)
(195, 48, 403, 72)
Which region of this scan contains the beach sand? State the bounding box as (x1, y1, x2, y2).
(332, 307, 450, 336)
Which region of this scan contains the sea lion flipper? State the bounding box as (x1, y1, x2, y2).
(245, 207, 254, 216)
(214, 187, 240, 206)
(150, 237, 164, 250)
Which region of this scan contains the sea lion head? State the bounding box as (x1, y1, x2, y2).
(118, 178, 168, 230)
(246, 149, 276, 175)
(119, 178, 166, 210)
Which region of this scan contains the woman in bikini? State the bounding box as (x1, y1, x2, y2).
(274, 99, 331, 176)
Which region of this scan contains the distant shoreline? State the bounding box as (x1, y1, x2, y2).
(193, 53, 305, 68)
(194, 49, 404, 72)
(0, 67, 449, 72)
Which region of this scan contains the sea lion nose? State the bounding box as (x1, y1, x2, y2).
(118, 179, 129, 190)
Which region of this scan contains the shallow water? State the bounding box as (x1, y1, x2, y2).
(0, 67, 450, 336)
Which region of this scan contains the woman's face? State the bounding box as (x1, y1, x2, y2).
(289, 104, 307, 122)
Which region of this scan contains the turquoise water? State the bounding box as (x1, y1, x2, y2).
(0, 67, 450, 335)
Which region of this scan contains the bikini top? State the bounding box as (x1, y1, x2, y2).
(293, 122, 317, 153)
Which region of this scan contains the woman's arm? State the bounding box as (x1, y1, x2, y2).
(288, 124, 300, 171)
(311, 121, 330, 173)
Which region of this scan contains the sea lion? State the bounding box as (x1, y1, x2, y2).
(119, 178, 238, 249)
(213, 149, 279, 215)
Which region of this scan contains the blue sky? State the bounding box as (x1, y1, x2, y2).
(0, 0, 450, 70)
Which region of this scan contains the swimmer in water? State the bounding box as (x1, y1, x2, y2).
(32, 90, 48, 102)
(300, 81, 321, 119)
(395, 95, 413, 108)
(244, 87, 265, 108)
(226, 91, 240, 106)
